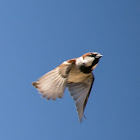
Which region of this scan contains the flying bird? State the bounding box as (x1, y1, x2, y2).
(32, 52, 102, 121)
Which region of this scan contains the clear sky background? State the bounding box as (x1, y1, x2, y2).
(0, 0, 140, 140)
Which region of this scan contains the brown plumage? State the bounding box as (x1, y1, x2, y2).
(32, 52, 102, 121)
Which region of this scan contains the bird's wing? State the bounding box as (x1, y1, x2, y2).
(32, 61, 75, 100)
(67, 73, 94, 121)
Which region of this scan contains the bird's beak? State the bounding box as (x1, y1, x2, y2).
(96, 53, 103, 58)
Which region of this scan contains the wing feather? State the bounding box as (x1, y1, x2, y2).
(67, 74, 94, 121)
(33, 61, 74, 100)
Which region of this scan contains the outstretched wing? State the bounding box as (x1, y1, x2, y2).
(67, 74, 94, 121)
(33, 61, 74, 100)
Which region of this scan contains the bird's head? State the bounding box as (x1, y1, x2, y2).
(82, 52, 102, 67)
(75, 52, 102, 73)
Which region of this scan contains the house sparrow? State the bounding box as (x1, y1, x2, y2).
(32, 52, 102, 121)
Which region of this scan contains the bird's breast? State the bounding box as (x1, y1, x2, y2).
(67, 65, 90, 83)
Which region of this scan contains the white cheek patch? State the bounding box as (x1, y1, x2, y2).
(76, 56, 95, 67)
(84, 57, 95, 66)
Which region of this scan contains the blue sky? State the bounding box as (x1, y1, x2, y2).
(0, 0, 140, 140)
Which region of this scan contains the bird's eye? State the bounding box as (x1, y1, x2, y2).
(90, 53, 96, 57)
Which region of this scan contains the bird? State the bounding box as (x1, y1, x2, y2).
(32, 52, 102, 121)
